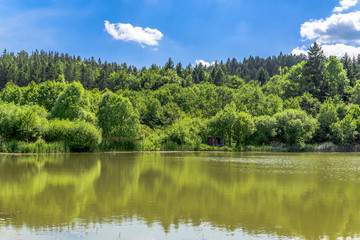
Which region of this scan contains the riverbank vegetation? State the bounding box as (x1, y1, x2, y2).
(1, 43, 360, 152)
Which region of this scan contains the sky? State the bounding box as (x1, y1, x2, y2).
(1, 0, 360, 67)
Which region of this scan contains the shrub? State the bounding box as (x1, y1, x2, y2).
(330, 114, 358, 144)
(250, 115, 278, 145)
(97, 92, 140, 139)
(233, 111, 255, 146)
(274, 109, 318, 145)
(0, 102, 47, 141)
(44, 119, 102, 152)
(50, 81, 96, 124)
(161, 117, 204, 147)
(0, 82, 23, 104)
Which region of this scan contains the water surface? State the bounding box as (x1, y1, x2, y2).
(0, 152, 360, 239)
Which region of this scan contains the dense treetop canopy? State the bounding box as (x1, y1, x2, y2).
(0, 44, 360, 152)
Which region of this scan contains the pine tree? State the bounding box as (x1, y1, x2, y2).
(256, 67, 270, 84)
(164, 58, 174, 71)
(341, 53, 354, 84)
(176, 62, 183, 77)
(214, 68, 225, 86)
(302, 42, 326, 100)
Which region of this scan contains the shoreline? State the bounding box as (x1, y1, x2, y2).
(1, 148, 360, 155)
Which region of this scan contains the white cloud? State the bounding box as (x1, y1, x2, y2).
(291, 46, 307, 55)
(333, 0, 358, 12)
(293, 0, 360, 58)
(300, 11, 360, 44)
(322, 43, 360, 57)
(194, 59, 215, 67)
(292, 43, 360, 57)
(104, 20, 163, 47)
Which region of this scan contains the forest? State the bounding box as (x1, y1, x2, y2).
(0, 43, 360, 152)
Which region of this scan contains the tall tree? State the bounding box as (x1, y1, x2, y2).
(256, 67, 270, 84)
(97, 92, 140, 139)
(324, 56, 350, 99)
(214, 68, 225, 86)
(164, 58, 174, 71)
(302, 42, 326, 100)
(176, 62, 183, 77)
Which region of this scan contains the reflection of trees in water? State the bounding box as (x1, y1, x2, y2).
(1, 153, 360, 239)
(0, 154, 102, 226)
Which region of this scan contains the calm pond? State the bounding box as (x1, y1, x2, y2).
(0, 152, 360, 240)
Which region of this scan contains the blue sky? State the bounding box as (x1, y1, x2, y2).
(1, 0, 360, 67)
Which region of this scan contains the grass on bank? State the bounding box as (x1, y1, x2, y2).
(0, 138, 358, 153)
(0, 139, 69, 153)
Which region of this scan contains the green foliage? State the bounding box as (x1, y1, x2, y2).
(350, 80, 360, 105)
(0, 139, 68, 153)
(50, 81, 96, 123)
(330, 114, 357, 144)
(256, 67, 270, 84)
(1, 82, 23, 104)
(97, 92, 140, 139)
(0, 102, 47, 141)
(316, 99, 339, 142)
(284, 61, 306, 98)
(43, 119, 101, 152)
(99, 139, 139, 151)
(262, 74, 289, 97)
(233, 112, 255, 146)
(250, 115, 278, 145)
(35, 80, 66, 110)
(208, 102, 237, 145)
(274, 109, 318, 145)
(324, 56, 349, 99)
(346, 104, 360, 119)
(297, 92, 321, 117)
(161, 117, 207, 148)
(142, 97, 164, 128)
(234, 84, 282, 116)
(1, 48, 360, 151)
(226, 76, 245, 89)
(302, 42, 326, 100)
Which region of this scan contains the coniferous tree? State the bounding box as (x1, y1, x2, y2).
(256, 67, 270, 84)
(302, 42, 326, 100)
(214, 68, 225, 86)
(176, 62, 183, 78)
(341, 53, 354, 85)
(164, 58, 174, 71)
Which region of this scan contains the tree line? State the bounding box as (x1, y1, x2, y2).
(1, 43, 360, 152)
(0, 49, 305, 91)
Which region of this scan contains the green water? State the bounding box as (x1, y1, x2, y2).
(0, 152, 360, 240)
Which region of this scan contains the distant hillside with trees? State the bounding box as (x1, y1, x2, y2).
(0, 43, 360, 152)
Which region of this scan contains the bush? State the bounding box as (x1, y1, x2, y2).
(44, 119, 102, 152)
(36, 80, 66, 111)
(233, 111, 255, 146)
(97, 92, 140, 139)
(250, 115, 278, 145)
(330, 114, 358, 144)
(161, 117, 204, 147)
(274, 109, 318, 145)
(0, 82, 23, 104)
(50, 81, 96, 124)
(0, 102, 47, 141)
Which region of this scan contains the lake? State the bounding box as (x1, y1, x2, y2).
(0, 152, 360, 240)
